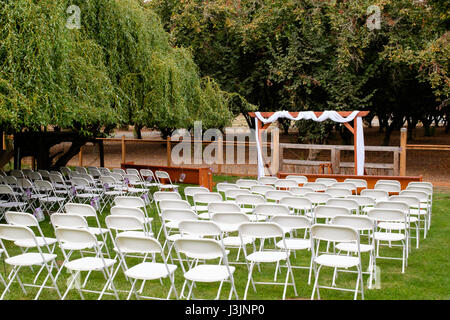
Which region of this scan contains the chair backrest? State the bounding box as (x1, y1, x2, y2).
(274, 179, 298, 190)
(376, 179, 401, 187)
(178, 220, 222, 238)
(264, 190, 293, 202)
(159, 200, 192, 211)
(279, 196, 313, 210)
(399, 190, 428, 202)
(17, 178, 33, 190)
(225, 188, 251, 200)
(303, 182, 327, 191)
(74, 166, 88, 174)
(289, 187, 315, 196)
(367, 208, 407, 223)
(112, 168, 126, 176)
(325, 187, 352, 198)
(253, 203, 290, 217)
(124, 173, 142, 184)
(51, 213, 89, 229)
(235, 194, 266, 207)
(216, 183, 240, 194)
(114, 196, 146, 208)
(5, 211, 39, 227)
(375, 201, 409, 213)
(311, 224, 358, 243)
(184, 187, 210, 199)
(153, 191, 182, 203)
(270, 215, 311, 231)
(99, 175, 118, 186)
(0, 224, 38, 244)
(374, 182, 401, 193)
(0, 184, 15, 195)
(161, 209, 198, 223)
(346, 195, 376, 207)
(389, 195, 420, 208)
(105, 215, 146, 232)
(331, 215, 374, 232)
(285, 175, 308, 184)
(155, 170, 172, 183)
(344, 178, 367, 188)
(34, 179, 55, 192)
(250, 184, 275, 196)
(60, 167, 71, 177)
(110, 172, 124, 181)
(110, 206, 146, 221)
(208, 202, 242, 214)
(257, 176, 278, 185)
(236, 179, 259, 189)
(38, 170, 50, 179)
(174, 238, 226, 260)
(238, 222, 284, 239)
(407, 181, 433, 190)
(304, 192, 332, 204)
(125, 168, 141, 177)
(326, 198, 359, 212)
(10, 170, 24, 178)
(115, 234, 163, 255)
(405, 186, 433, 195)
(315, 178, 337, 187)
(360, 189, 389, 201)
(70, 177, 90, 187)
(64, 203, 97, 217)
(139, 169, 154, 178)
(49, 173, 66, 185)
(313, 205, 352, 220)
(211, 212, 250, 227)
(193, 192, 223, 204)
(55, 227, 97, 248)
(330, 182, 357, 191)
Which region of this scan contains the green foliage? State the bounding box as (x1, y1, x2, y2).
(150, 0, 449, 138)
(0, 0, 236, 138)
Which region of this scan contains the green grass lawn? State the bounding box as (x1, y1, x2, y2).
(0, 177, 448, 300)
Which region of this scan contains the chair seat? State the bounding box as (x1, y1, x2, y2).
(248, 215, 268, 222)
(40, 196, 66, 202)
(198, 212, 211, 220)
(409, 209, 428, 216)
(373, 232, 406, 242)
(184, 265, 235, 283)
(14, 237, 57, 248)
(246, 251, 288, 263)
(64, 257, 116, 271)
(5, 253, 57, 266)
(60, 240, 104, 251)
(276, 239, 310, 251)
(0, 202, 27, 208)
(125, 262, 177, 280)
(336, 242, 374, 253)
(314, 254, 360, 268)
(192, 205, 208, 212)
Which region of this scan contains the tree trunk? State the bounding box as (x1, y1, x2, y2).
(134, 125, 142, 139)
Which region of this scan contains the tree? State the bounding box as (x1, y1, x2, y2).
(0, 0, 237, 169)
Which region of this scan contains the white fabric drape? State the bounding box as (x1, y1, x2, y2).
(254, 111, 365, 177)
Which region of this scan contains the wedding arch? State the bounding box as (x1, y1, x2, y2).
(248, 111, 370, 178)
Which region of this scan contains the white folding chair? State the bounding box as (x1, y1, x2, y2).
(344, 178, 367, 190)
(330, 215, 376, 289)
(64, 203, 111, 257)
(400, 190, 431, 232)
(235, 194, 266, 220)
(54, 227, 119, 300)
(184, 186, 210, 203)
(310, 224, 364, 300)
(113, 234, 178, 300)
(0, 185, 27, 220)
(368, 208, 409, 273)
(346, 195, 375, 215)
(0, 224, 61, 300)
(253, 203, 290, 220)
(110, 206, 153, 236)
(271, 215, 313, 284)
(224, 188, 251, 203)
(174, 238, 238, 300)
(360, 189, 389, 203)
(114, 196, 150, 218)
(374, 182, 401, 194)
(192, 192, 223, 219)
(330, 182, 357, 194)
(215, 183, 239, 200)
(155, 171, 178, 191)
(279, 196, 313, 216)
(34, 180, 66, 215)
(312, 205, 352, 224)
(239, 222, 297, 300)
(139, 169, 161, 188)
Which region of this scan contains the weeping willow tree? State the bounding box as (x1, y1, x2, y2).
(0, 0, 235, 169)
